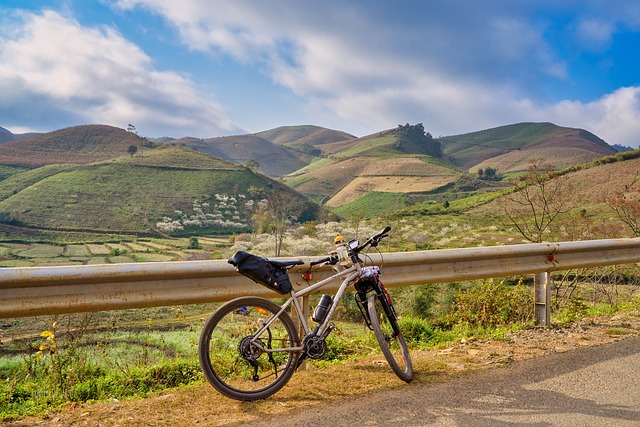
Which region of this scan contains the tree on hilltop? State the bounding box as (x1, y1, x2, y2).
(389, 123, 442, 157)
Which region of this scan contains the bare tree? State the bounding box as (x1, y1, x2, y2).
(498, 159, 575, 243)
(262, 190, 304, 256)
(607, 178, 640, 237)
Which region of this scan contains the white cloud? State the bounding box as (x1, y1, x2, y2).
(0, 9, 237, 136)
(3, 2, 640, 148)
(109, 1, 574, 133)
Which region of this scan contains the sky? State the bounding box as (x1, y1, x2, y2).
(1, 1, 640, 148)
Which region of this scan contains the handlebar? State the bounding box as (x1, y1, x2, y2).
(310, 256, 333, 266)
(353, 225, 391, 254)
(308, 225, 391, 268)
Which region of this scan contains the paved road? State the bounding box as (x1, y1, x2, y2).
(251, 335, 640, 426)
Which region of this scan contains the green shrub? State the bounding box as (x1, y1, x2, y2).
(410, 286, 438, 318)
(397, 316, 434, 345)
(552, 297, 590, 324)
(186, 236, 201, 249)
(447, 279, 533, 328)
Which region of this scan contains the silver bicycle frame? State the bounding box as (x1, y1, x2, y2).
(250, 262, 364, 353)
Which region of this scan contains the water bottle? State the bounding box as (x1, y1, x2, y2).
(312, 295, 332, 323)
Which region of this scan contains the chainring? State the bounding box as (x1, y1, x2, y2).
(303, 334, 327, 359)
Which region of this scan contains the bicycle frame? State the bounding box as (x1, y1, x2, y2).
(199, 225, 412, 400)
(249, 263, 364, 354)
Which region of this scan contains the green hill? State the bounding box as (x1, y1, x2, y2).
(438, 122, 616, 172)
(0, 121, 622, 233)
(284, 124, 457, 207)
(0, 146, 317, 238)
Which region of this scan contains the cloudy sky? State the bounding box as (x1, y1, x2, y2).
(1, 1, 639, 147)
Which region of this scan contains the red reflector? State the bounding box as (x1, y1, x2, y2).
(303, 273, 312, 280)
(547, 254, 555, 262)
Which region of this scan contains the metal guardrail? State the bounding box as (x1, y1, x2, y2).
(1, 238, 639, 320)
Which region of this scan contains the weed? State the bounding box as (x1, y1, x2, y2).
(447, 278, 534, 328)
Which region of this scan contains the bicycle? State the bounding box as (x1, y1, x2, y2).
(198, 225, 413, 401)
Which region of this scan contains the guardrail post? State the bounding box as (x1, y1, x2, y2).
(534, 272, 551, 327)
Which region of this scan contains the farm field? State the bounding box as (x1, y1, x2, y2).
(0, 238, 227, 268)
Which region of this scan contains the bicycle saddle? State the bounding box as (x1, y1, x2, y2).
(268, 259, 304, 268)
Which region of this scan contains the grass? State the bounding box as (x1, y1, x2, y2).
(333, 135, 397, 158)
(333, 192, 408, 218)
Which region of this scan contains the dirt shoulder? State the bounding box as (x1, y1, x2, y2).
(5, 310, 640, 427)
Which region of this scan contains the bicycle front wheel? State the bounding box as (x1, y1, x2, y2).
(367, 293, 413, 382)
(199, 296, 299, 401)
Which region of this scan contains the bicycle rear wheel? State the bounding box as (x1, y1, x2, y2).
(199, 296, 299, 400)
(367, 293, 413, 381)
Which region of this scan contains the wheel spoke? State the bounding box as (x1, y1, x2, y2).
(199, 297, 299, 400)
(368, 294, 413, 382)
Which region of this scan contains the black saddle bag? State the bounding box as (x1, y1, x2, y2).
(228, 251, 293, 294)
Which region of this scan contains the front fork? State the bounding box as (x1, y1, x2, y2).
(357, 282, 401, 336)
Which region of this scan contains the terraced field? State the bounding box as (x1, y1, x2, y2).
(0, 238, 217, 267)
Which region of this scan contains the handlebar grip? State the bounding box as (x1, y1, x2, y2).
(310, 256, 331, 266)
(373, 225, 391, 241)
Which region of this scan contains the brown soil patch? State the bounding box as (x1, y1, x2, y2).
(323, 157, 460, 206)
(7, 310, 640, 427)
(326, 175, 456, 206)
(359, 158, 457, 177)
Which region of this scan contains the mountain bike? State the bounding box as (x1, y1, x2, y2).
(198, 225, 413, 401)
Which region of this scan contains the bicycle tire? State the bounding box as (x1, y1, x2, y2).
(199, 296, 299, 400)
(367, 293, 414, 381)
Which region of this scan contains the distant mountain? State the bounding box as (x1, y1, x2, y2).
(179, 125, 356, 177)
(181, 134, 308, 177)
(611, 144, 634, 152)
(257, 125, 354, 145)
(0, 127, 40, 144)
(0, 127, 13, 144)
(438, 122, 616, 172)
(0, 125, 142, 167)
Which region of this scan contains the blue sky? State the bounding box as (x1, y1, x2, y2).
(1, 1, 639, 148)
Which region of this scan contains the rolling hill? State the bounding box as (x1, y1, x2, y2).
(0, 121, 624, 234)
(0, 125, 143, 167)
(0, 145, 318, 238)
(181, 134, 308, 177)
(256, 125, 355, 156)
(284, 124, 458, 207)
(180, 125, 355, 177)
(438, 122, 616, 172)
(281, 122, 620, 212)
